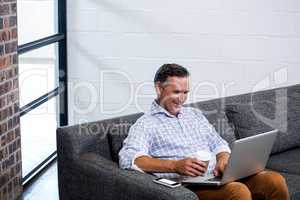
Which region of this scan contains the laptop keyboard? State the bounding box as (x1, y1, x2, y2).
(207, 176, 222, 182)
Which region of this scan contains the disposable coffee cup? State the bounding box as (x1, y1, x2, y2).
(190, 151, 211, 171)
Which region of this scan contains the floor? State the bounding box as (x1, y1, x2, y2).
(22, 161, 59, 200)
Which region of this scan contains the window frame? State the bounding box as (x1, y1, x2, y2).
(18, 0, 67, 186)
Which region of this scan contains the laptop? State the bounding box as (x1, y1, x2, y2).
(180, 130, 278, 186)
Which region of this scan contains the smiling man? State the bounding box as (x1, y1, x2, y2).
(119, 63, 289, 200)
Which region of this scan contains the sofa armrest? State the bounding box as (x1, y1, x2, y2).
(60, 152, 198, 200)
(57, 124, 113, 161)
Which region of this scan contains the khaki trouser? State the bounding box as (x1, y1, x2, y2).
(189, 171, 289, 200)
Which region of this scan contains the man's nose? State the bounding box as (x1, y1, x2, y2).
(179, 94, 186, 103)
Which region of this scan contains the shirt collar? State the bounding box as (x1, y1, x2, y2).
(150, 99, 183, 118)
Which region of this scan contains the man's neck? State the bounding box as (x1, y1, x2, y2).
(154, 99, 180, 117)
(154, 98, 161, 106)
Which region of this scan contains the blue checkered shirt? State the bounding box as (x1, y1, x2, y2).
(119, 100, 231, 178)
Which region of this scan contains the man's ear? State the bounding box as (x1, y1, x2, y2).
(155, 82, 162, 97)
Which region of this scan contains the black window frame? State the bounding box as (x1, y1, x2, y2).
(18, 0, 67, 186)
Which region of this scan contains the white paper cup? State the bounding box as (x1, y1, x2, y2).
(190, 151, 211, 171)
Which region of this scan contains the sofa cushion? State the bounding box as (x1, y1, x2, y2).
(204, 111, 236, 146)
(107, 123, 132, 162)
(107, 113, 143, 162)
(277, 172, 300, 200)
(226, 99, 300, 154)
(267, 148, 300, 175)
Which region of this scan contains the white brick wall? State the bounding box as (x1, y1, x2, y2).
(67, 0, 300, 124)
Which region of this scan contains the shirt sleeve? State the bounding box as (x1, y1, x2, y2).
(118, 117, 152, 172)
(193, 108, 231, 155)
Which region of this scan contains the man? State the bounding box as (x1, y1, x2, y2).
(119, 63, 289, 200)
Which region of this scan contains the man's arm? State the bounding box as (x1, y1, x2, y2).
(192, 108, 231, 155)
(134, 156, 208, 177)
(119, 117, 152, 170)
(213, 152, 230, 176)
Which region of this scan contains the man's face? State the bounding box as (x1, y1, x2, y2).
(156, 76, 189, 116)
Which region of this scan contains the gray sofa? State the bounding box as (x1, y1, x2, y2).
(57, 84, 300, 200)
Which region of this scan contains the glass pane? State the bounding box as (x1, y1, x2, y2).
(21, 97, 58, 177)
(17, 0, 57, 45)
(19, 43, 58, 107)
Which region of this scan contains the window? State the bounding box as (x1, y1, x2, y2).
(17, 0, 58, 44)
(19, 43, 58, 107)
(17, 0, 67, 184)
(20, 97, 58, 176)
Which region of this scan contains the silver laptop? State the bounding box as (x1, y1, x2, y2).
(180, 130, 278, 186)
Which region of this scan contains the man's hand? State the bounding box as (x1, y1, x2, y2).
(173, 157, 208, 177)
(213, 152, 230, 177)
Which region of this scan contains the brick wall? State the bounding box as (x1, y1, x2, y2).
(0, 0, 22, 199)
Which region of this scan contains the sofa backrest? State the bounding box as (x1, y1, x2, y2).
(57, 113, 143, 162)
(225, 84, 300, 154)
(106, 113, 143, 162)
(58, 84, 300, 162)
(107, 84, 300, 161)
